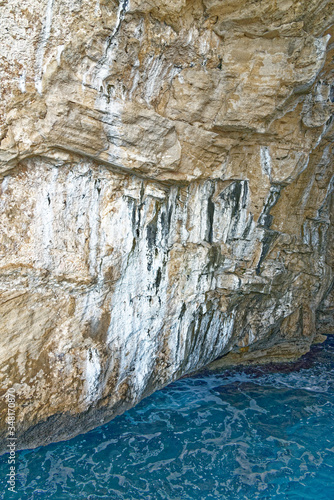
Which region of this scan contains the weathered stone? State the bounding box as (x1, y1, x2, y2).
(0, 0, 333, 453)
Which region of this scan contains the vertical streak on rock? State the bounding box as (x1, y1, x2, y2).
(34, 167, 58, 269)
(85, 347, 101, 402)
(94, 0, 101, 16)
(260, 146, 272, 180)
(88, 179, 101, 278)
(35, 0, 54, 93)
(94, 0, 130, 93)
(19, 71, 26, 93)
(206, 182, 215, 244)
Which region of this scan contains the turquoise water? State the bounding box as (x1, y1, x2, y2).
(1, 337, 334, 500)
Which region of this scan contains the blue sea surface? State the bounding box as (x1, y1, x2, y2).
(1, 336, 334, 499)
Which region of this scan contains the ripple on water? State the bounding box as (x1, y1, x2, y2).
(1, 337, 334, 499)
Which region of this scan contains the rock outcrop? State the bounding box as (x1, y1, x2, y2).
(0, 0, 333, 452)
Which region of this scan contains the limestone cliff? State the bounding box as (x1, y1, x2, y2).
(0, 0, 333, 452)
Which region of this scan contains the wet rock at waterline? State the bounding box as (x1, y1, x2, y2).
(0, 0, 334, 452)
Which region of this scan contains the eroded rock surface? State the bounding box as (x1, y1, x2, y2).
(0, 0, 333, 452)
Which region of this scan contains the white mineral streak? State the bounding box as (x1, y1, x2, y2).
(94, 0, 101, 16)
(56, 45, 64, 65)
(88, 179, 101, 277)
(199, 31, 211, 56)
(35, 0, 54, 94)
(86, 348, 101, 401)
(18, 71, 26, 93)
(92, 177, 242, 398)
(106, 191, 168, 397)
(1, 176, 8, 194)
(260, 146, 272, 179)
(260, 146, 271, 179)
(213, 181, 252, 244)
(93, 0, 130, 93)
(128, 68, 140, 100)
(34, 167, 58, 268)
(248, 329, 255, 345)
(314, 34, 331, 62)
(82, 68, 91, 91)
(93, 0, 131, 166)
(144, 56, 166, 103)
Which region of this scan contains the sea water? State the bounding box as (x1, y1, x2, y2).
(1, 336, 334, 499)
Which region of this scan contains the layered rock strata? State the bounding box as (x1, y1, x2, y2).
(0, 0, 333, 452)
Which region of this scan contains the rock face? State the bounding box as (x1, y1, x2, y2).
(0, 0, 333, 452)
